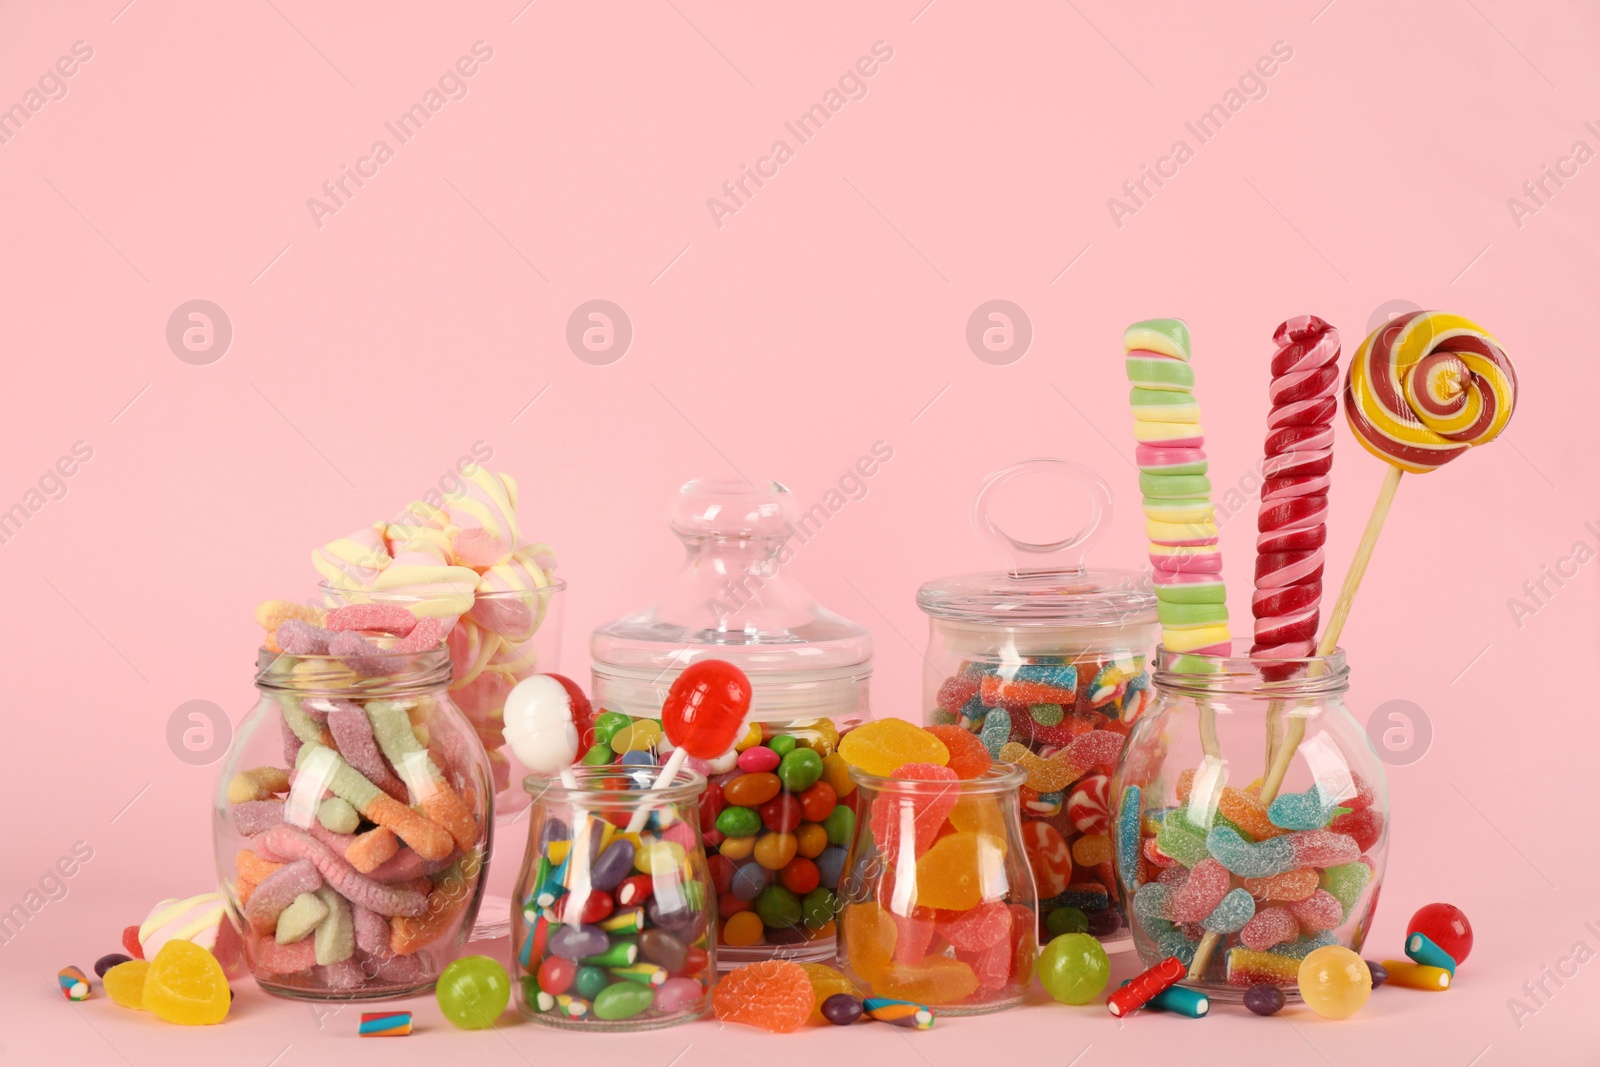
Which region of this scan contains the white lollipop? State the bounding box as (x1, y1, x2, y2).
(504, 674, 579, 788)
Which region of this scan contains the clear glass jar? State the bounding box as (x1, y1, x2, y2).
(918, 459, 1156, 946)
(837, 763, 1038, 1014)
(1110, 650, 1389, 1000)
(511, 766, 716, 1030)
(590, 478, 872, 966)
(216, 645, 492, 1000)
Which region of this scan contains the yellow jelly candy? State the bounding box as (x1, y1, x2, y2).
(913, 831, 1007, 911)
(838, 719, 949, 777)
(876, 957, 979, 1005)
(143, 940, 231, 1026)
(104, 960, 151, 1009)
(799, 962, 859, 1024)
(841, 901, 897, 983)
(948, 795, 1006, 839)
(820, 753, 856, 797)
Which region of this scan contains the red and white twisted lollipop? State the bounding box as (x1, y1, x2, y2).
(1251, 316, 1340, 660)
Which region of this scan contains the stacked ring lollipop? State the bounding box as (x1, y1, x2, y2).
(1264, 310, 1517, 792)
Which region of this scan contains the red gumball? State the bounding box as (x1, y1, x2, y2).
(1407, 903, 1472, 964)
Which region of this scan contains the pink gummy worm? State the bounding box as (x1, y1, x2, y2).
(325, 702, 409, 802)
(364, 847, 456, 884)
(258, 824, 429, 918)
(244, 859, 323, 934)
(235, 799, 358, 854)
(1252, 315, 1340, 657)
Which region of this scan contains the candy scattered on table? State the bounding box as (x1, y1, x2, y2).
(713, 960, 813, 1032)
(1243, 983, 1285, 1016)
(1365, 960, 1389, 988)
(1406, 903, 1472, 965)
(142, 939, 232, 1026)
(821, 992, 865, 1025)
(1405, 932, 1457, 975)
(1119, 979, 1208, 1018)
(57, 966, 90, 1001)
(1379, 959, 1452, 991)
(94, 953, 132, 978)
(103, 960, 150, 1009)
(437, 955, 511, 1029)
(863, 996, 934, 1029)
(1298, 945, 1371, 1019)
(1107, 956, 1185, 1017)
(359, 1011, 413, 1036)
(1038, 933, 1109, 1005)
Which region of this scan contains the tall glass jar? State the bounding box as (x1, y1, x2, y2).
(590, 478, 872, 966)
(918, 460, 1156, 947)
(215, 645, 492, 1000)
(837, 764, 1038, 1014)
(511, 766, 716, 1030)
(1110, 650, 1389, 1000)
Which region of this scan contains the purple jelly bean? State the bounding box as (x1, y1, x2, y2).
(548, 924, 609, 960)
(1244, 983, 1285, 1016)
(1366, 960, 1389, 988)
(822, 993, 864, 1025)
(589, 840, 636, 892)
(94, 953, 132, 978)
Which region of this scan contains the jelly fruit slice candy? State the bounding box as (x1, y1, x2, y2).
(104, 960, 151, 1010)
(922, 724, 991, 780)
(870, 763, 959, 856)
(713, 960, 813, 1033)
(838, 719, 950, 778)
(143, 940, 231, 1025)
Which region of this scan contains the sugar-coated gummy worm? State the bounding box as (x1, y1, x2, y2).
(245, 859, 324, 935)
(317, 958, 366, 990)
(319, 797, 361, 833)
(326, 603, 418, 636)
(227, 767, 291, 805)
(389, 857, 475, 955)
(351, 903, 390, 956)
(252, 932, 318, 975)
(364, 847, 449, 884)
(232, 800, 288, 837)
(366, 700, 478, 852)
(295, 743, 454, 861)
(276, 892, 330, 944)
(259, 824, 429, 918)
(346, 827, 400, 874)
(326, 702, 409, 802)
(313, 885, 355, 965)
(235, 848, 284, 885)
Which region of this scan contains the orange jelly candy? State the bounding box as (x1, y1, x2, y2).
(713, 960, 814, 1033)
(914, 831, 1006, 911)
(876, 957, 979, 1005)
(923, 725, 991, 779)
(842, 901, 898, 982)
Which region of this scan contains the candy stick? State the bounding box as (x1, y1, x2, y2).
(1261, 311, 1517, 801)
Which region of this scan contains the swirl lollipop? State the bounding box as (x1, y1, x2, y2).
(1261, 310, 1517, 798)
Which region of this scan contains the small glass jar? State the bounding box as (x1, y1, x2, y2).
(590, 478, 872, 966)
(918, 460, 1157, 946)
(216, 645, 492, 1000)
(837, 763, 1037, 1014)
(1110, 650, 1389, 1000)
(511, 766, 716, 1030)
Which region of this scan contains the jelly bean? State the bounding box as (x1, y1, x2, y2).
(816, 846, 847, 890)
(1243, 983, 1285, 1016)
(610, 719, 663, 754)
(779, 857, 820, 895)
(1157, 810, 1212, 868)
(1407, 903, 1472, 964)
(719, 835, 756, 861)
(1021, 821, 1073, 898)
(820, 752, 856, 797)
(1267, 786, 1340, 831)
(1365, 960, 1389, 987)
(759, 795, 804, 834)
(598, 908, 646, 935)
(722, 911, 765, 946)
(1298, 946, 1371, 1019)
(795, 821, 828, 858)
(1207, 825, 1293, 878)
(574, 966, 609, 1000)
(656, 976, 703, 1013)
(583, 939, 639, 968)
(822, 992, 865, 1025)
(1038, 933, 1109, 1004)
(822, 805, 855, 847)
(838, 719, 950, 777)
(1200, 888, 1256, 935)
(798, 781, 837, 822)
(1319, 862, 1372, 916)
(1046, 906, 1089, 936)
(581, 743, 615, 766)
(801, 888, 838, 927)
(1288, 889, 1343, 933)
(591, 711, 632, 746)
(636, 927, 689, 972)
(537, 954, 575, 995)
(58, 965, 90, 1001)
(756, 885, 802, 929)
(778, 748, 825, 792)
(615, 874, 654, 907)
(979, 709, 1012, 758)
(589, 840, 636, 891)
(715, 807, 761, 838)
(1328, 807, 1384, 853)
(753, 832, 799, 870)
(1225, 948, 1300, 987)
(1243, 867, 1318, 901)
(731, 861, 769, 902)
(567, 890, 614, 926)
(94, 953, 132, 978)
(548, 925, 608, 960)
(1405, 932, 1456, 974)
(594, 981, 655, 1020)
(737, 747, 781, 774)
(1071, 833, 1112, 868)
(761, 735, 794, 759)
(1240, 906, 1298, 952)
(635, 841, 687, 876)
(619, 750, 655, 767)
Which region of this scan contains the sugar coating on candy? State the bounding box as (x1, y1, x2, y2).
(391, 858, 475, 955)
(318, 797, 360, 834)
(326, 603, 418, 636)
(276, 619, 333, 655)
(1244, 867, 1318, 901)
(1200, 888, 1256, 934)
(978, 709, 1011, 758)
(1288, 888, 1343, 933)
(1319, 862, 1372, 915)
(1267, 786, 1340, 831)
(276, 892, 330, 944)
(326, 702, 409, 802)
(1275, 932, 1337, 959)
(1219, 786, 1285, 840)
(1329, 807, 1385, 853)
(1164, 858, 1229, 923)
(313, 885, 355, 965)
(351, 903, 390, 956)
(328, 630, 389, 677)
(871, 763, 959, 856)
(253, 934, 318, 975)
(259, 824, 429, 918)
(1157, 811, 1212, 868)
(713, 960, 813, 1033)
(1116, 785, 1142, 885)
(227, 767, 291, 805)
(295, 743, 454, 860)
(1240, 906, 1298, 952)
(838, 718, 950, 777)
(246, 860, 324, 934)
(1207, 825, 1293, 878)
(1226, 947, 1301, 987)
(922, 724, 990, 779)
(104, 960, 150, 1007)
(367, 700, 478, 852)
(940, 900, 1012, 953)
(1286, 829, 1360, 869)
(346, 827, 400, 874)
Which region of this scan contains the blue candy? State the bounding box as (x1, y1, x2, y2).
(979, 708, 1012, 758)
(1014, 663, 1078, 690)
(1199, 888, 1256, 934)
(1131, 882, 1174, 936)
(1116, 786, 1142, 890)
(1206, 825, 1294, 878)
(1406, 932, 1457, 974)
(619, 749, 657, 768)
(731, 861, 769, 902)
(1045, 885, 1109, 911)
(815, 846, 847, 890)
(1267, 786, 1338, 831)
(1157, 929, 1198, 966)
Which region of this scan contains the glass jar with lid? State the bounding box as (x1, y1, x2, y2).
(590, 477, 872, 966)
(917, 459, 1157, 947)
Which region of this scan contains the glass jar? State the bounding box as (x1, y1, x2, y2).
(216, 645, 492, 1000)
(917, 459, 1156, 946)
(1110, 650, 1389, 1000)
(510, 766, 716, 1030)
(590, 477, 872, 966)
(837, 763, 1037, 1014)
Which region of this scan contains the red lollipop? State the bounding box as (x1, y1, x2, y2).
(662, 660, 752, 758)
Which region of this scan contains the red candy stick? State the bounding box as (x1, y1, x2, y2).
(626, 660, 752, 833)
(1107, 956, 1186, 1017)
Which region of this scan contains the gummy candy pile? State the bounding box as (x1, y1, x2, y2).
(1119, 765, 1384, 987)
(516, 806, 713, 1025)
(296, 464, 559, 794)
(834, 718, 1038, 1011)
(930, 654, 1147, 938)
(228, 605, 489, 995)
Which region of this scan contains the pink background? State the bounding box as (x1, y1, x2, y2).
(2, 0, 1597, 1062)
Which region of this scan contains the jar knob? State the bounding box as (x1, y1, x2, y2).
(969, 458, 1112, 578)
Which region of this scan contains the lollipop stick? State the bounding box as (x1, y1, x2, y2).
(625, 747, 689, 834)
(1260, 466, 1403, 803)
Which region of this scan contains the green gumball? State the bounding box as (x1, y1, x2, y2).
(436, 955, 512, 1029)
(1038, 933, 1109, 1005)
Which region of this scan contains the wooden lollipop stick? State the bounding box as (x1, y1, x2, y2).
(1259, 466, 1403, 803)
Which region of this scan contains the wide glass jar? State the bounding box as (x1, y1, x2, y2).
(918, 459, 1156, 946)
(837, 763, 1037, 1014)
(511, 766, 716, 1030)
(590, 478, 872, 966)
(1110, 650, 1389, 1000)
(215, 645, 492, 999)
